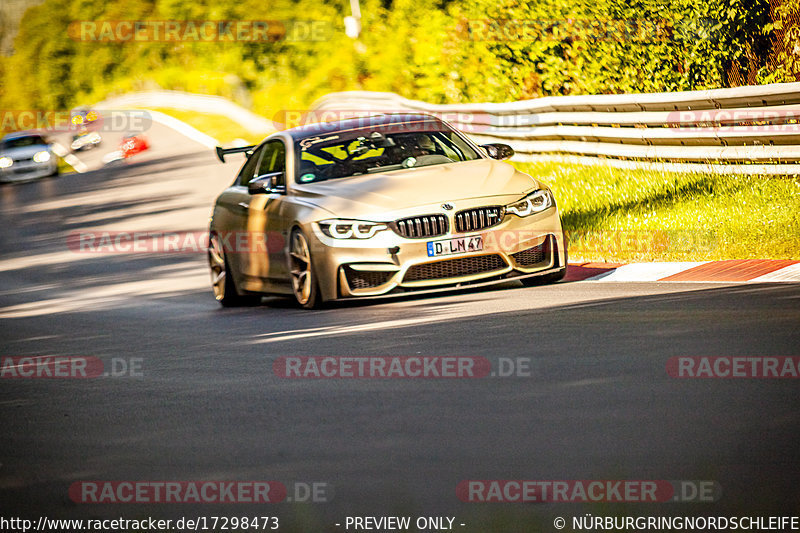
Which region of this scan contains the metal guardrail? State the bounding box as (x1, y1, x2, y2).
(311, 83, 800, 175)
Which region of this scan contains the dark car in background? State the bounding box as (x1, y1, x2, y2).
(0, 132, 59, 183)
(69, 108, 102, 151)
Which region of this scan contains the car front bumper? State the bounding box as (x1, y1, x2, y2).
(305, 207, 566, 302)
(0, 159, 57, 183)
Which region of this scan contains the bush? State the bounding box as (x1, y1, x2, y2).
(0, 0, 789, 117)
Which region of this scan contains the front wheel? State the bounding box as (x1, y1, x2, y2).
(208, 233, 261, 307)
(288, 228, 321, 309)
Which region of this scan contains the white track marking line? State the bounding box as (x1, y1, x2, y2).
(251, 314, 463, 344)
(145, 110, 220, 149)
(255, 325, 345, 337)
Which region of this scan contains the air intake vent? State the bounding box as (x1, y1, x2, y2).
(344, 267, 394, 290)
(393, 214, 449, 239)
(455, 206, 504, 233)
(404, 254, 506, 282)
(510, 243, 546, 266)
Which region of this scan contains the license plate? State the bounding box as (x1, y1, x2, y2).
(426, 235, 484, 257)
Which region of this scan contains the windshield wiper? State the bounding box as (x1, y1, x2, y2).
(366, 165, 400, 173)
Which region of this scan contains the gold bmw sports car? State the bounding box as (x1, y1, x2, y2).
(208, 113, 566, 308)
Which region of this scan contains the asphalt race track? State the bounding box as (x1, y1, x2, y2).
(1, 122, 799, 530)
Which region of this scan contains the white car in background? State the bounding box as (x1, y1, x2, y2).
(0, 132, 59, 183)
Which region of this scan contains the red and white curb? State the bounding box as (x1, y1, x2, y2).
(566, 260, 800, 283)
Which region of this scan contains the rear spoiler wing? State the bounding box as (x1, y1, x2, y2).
(215, 145, 255, 163)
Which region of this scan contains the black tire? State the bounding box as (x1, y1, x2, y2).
(521, 268, 566, 287)
(288, 228, 321, 309)
(208, 233, 261, 307)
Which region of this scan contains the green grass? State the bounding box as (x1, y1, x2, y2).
(148, 108, 271, 146)
(513, 161, 800, 262)
(57, 156, 76, 174)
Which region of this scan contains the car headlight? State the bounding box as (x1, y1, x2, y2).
(0, 156, 12, 169)
(318, 219, 388, 239)
(33, 151, 51, 163)
(506, 189, 554, 217)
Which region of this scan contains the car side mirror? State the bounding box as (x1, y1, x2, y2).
(481, 143, 515, 161)
(248, 172, 286, 194)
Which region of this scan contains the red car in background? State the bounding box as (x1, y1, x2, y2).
(119, 132, 149, 158)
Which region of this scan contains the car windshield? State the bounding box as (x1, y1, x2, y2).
(2, 135, 47, 149)
(294, 124, 480, 183)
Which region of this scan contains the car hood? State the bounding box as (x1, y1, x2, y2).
(1, 145, 49, 160)
(290, 159, 540, 219)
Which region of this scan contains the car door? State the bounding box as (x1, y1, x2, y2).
(240, 139, 291, 289)
(213, 145, 264, 285)
(264, 140, 291, 284)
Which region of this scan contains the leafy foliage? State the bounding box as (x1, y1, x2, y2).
(762, 0, 800, 82)
(514, 161, 800, 261)
(0, 0, 790, 116)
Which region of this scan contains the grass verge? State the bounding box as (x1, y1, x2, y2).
(147, 108, 270, 146)
(514, 161, 800, 262)
(57, 156, 76, 174)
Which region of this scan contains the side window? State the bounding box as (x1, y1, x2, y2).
(236, 146, 264, 186)
(257, 140, 286, 186)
